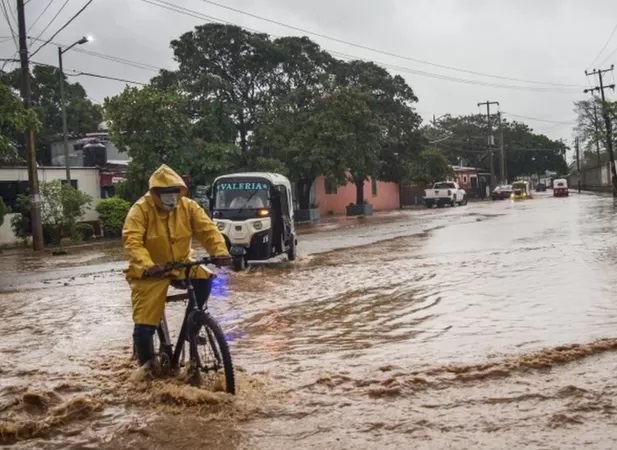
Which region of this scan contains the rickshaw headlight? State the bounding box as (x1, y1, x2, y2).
(253, 221, 263, 230)
(216, 222, 225, 231)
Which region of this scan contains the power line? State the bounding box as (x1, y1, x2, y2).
(588, 22, 617, 70)
(29, 0, 70, 51)
(330, 50, 580, 94)
(500, 111, 576, 125)
(28, 0, 57, 32)
(139, 0, 582, 94)
(599, 45, 617, 68)
(0, 0, 18, 49)
(140, 0, 268, 36)
(196, 0, 583, 89)
(27, 35, 163, 71)
(2, 0, 16, 24)
(30, 0, 94, 58)
(1, 57, 147, 85)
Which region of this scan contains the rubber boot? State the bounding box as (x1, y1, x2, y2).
(130, 329, 156, 382)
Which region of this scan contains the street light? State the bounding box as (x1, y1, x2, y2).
(58, 35, 92, 183)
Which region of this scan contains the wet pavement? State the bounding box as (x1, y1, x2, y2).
(3, 193, 617, 449)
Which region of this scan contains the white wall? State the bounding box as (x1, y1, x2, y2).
(0, 167, 101, 245)
(0, 213, 19, 245)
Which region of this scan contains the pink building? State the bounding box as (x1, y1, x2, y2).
(313, 175, 400, 216)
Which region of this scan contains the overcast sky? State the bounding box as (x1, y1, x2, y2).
(2, 0, 617, 160)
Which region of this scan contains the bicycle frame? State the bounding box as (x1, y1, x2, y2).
(156, 266, 205, 370)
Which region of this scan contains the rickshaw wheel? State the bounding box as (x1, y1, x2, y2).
(287, 235, 297, 261)
(232, 257, 246, 272)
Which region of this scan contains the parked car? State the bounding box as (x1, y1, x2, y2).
(553, 178, 569, 197)
(536, 183, 547, 192)
(423, 181, 467, 208)
(491, 185, 513, 200)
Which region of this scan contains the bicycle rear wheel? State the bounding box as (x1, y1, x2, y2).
(189, 311, 236, 395)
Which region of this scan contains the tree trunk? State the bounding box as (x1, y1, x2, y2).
(296, 178, 315, 210)
(355, 180, 365, 205)
(239, 124, 248, 152)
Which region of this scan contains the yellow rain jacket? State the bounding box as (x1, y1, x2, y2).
(122, 164, 229, 326)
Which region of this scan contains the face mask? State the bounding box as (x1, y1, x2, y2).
(159, 193, 180, 211)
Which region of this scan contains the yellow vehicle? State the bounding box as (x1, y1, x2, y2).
(511, 180, 532, 200)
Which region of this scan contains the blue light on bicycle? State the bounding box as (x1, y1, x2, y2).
(210, 272, 229, 298)
(225, 329, 246, 342)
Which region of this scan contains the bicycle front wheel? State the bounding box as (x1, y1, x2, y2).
(190, 311, 236, 395)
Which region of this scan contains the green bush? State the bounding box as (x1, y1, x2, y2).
(10, 182, 93, 246)
(10, 194, 31, 241)
(114, 180, 145, 204)
(96, 197, 131, 238)
(42, 223, 58, 245)
(75, 223, 95, 241)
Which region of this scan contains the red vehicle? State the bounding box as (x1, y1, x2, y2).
(491, 185, 513, 200)
(553, 178, 569, 197)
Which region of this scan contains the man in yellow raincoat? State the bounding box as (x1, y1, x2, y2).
(122, 164, 231, 376)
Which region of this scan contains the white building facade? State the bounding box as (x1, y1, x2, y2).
(0, 167, 101, 245)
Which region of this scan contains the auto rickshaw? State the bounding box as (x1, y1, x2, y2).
(553, 178, 569, 197)
(208, 172, 298, 271)
(511, 180, 532, 200)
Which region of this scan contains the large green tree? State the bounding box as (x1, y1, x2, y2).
(252, 85, 348, 209)
(408, 147, 454, 185)
(104, 84, 239, 190)
(2, 65, 102, 164)
(574, 98, 617, 168)
(335, 60, 423, 191)
(170, 24, 280, 153)
(0, 78, 39, 164)
(427, 114, 568, 179)
(322, 86, 385, 205)
(249, 37, 339, 209)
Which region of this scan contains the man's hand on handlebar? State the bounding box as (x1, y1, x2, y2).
(211, 254, 233, 267)
(144, 264, 166, 278)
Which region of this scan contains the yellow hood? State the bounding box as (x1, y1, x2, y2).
(148, 164, 188, 197)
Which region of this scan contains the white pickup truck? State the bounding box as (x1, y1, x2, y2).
(423, 181, 468, 208)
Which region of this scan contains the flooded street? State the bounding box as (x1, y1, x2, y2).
(3, 193, 617, 449)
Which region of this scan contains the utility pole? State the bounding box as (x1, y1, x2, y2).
(17, 0, 44, 251)
(593, 102, 602, 166)
(498, 112, 505, 184)
(58, 37, 90, 183)
(478, 100, 499, 188)
(58, 46, 71, 183)
(576, 137, 581, 193)
(585, 66, 616, 197)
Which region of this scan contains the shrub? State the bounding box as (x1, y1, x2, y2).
(10, 182, 93, 245)
(42, 223, 58, 245)
(114, 180, 145, 204)
(10, 194, 31, 242)
(75, 223, 95, 241)
(96, 197, 131, 238)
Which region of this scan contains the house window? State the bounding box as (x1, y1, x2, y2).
(371, 177, 378, 196)
(325, 177, 337, 195)
(463, 175, 467, 183)
(60, 179, 79, 189)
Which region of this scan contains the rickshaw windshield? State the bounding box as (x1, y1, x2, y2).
(512, 183, 526, 191)
(213, 179, 271, 209)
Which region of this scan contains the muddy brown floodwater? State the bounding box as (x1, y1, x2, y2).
(3, 193, 617, 449)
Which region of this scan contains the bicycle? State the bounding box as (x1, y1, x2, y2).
(144, 257, 236, 394)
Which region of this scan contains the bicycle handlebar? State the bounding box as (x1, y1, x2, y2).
(142, 256, 233, 279)
(163, 256, 223, 272)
